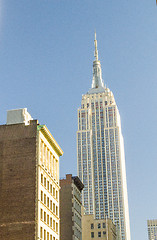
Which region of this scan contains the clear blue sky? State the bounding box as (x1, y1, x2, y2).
(0, 1, 156, 239)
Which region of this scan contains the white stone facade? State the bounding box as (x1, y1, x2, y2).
(37, 125, 63, 240)
(77, 34, 131, 240)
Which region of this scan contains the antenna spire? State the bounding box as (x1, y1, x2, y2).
(94, 31, 98, 61)
(87, 31, 105, 93)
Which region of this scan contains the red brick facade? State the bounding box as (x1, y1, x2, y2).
(0, 121, 38, 240)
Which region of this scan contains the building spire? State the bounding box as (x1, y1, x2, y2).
(94, 31, 98, 61)
(88, 32, 105, 92)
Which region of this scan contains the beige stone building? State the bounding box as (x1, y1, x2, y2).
(147, 219, 157, 240)
(60, 174, 84, 240)
(0, 108, 63, 240)
(82, 214, 117, 240)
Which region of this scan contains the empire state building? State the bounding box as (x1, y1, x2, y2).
(77, 34, 131, 240)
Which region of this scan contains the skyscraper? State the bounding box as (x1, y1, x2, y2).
(77, 34, 131, 240)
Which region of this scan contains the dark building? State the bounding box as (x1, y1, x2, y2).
(60, 174, 84, 240)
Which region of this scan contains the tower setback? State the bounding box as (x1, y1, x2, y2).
(77, 34, 131, 240)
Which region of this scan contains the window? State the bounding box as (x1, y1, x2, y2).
(50, 200, 52, 210)
(98, 223, 101, 229)
(47, 181, 49, 190)
(53, 237, 55, 240)
(103, 231, 106, 235)
(56, 222, 58, 233)
(50, 217, 52, 227)
(41, 174, 43, 184)
(47, 232, 49, 240)
(103, 223, 106, 228)
(44, 194, 46, 205)
(53, 220, 55, 230)
(56, 206, 58, 216)
(44, 212, 46, 222)
(91, 232, 94, 238)
(50, 235, 52, 240)
(47, 214, 49, 225)
(40, 209, 43, 220)
(50, 184, 52, 193)
(98, 232, 101, 237)
(91, 223, 94, 229)
(40, 227, 43, 238)
(44, 230, 46, 240)
(44, 177, 46, 187)
(41, 191, 43, 202)
(53, 203, 55, 213)
(53, 187, 55, 196)
(47, 197, 49, 208)
(56, 190, 58, 200)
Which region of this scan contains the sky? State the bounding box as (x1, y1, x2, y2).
(0, 0, 157, 239)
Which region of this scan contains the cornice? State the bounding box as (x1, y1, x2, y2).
(37, 125, 63, 157)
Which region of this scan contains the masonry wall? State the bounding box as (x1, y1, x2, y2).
(82, 214, 117, 240)
(0, 121, 37, 240)
(60, 176, 73, 240)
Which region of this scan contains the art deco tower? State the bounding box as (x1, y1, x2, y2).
(77, 34, 131, 240)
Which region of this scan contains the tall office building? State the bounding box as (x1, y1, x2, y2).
(77, 34, 131, 240)
(0, 108, 63, 240)
(147, 220, 157, 240)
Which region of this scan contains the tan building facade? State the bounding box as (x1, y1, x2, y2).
(0, 109, 63, 240)
(60, 174, 84, 240)
(82, 214, 117, 240)
(147, 219, 157, 240)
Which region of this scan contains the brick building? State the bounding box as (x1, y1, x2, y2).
(60, 174, 84, 240)
(0, 108, 63, 240)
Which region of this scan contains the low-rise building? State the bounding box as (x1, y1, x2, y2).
(147, 219, 157, 240)
(82, 214, 117, 240)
